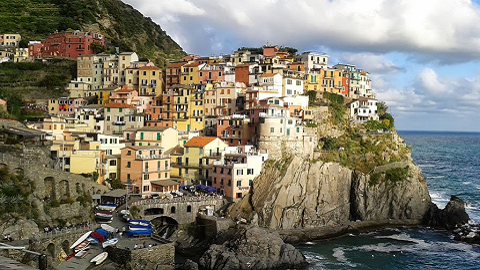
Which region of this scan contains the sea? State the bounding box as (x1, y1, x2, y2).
(298, 131, 480, 270)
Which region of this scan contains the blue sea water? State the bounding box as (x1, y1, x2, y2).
(298, 131, 480, 270)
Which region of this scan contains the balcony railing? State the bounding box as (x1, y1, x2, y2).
(135, 154, 170, 160)
(113, 121, 125, 125)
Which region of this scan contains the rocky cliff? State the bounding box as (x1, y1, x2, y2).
(240, 147, 431, 232)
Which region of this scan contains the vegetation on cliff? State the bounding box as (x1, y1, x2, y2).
(0, 0, 185, 66)
(0, 60, 75, 118)
(0, 166, 39, 220)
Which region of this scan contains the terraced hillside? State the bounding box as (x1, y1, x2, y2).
(0, 0, 185, 66)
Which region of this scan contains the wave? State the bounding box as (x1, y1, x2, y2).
(368, 233, 480, 258)
(418, 164, 436, 168)
(463, 181, 472, 185)
(426, 175, 446, 179)
(332, 248, 357, 267)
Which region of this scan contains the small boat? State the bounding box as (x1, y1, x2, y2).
(101, 224, 116, 233)
(95, 211, 113, 218)
(120, 209, 130, 215)
(70, 231, 92, 249)
(96, 204, 117, 212)
(90, 251, 108, 265)
(74, 240, 90, 253)
(129, 225, 152, 231)
(102, 238, 118, 248)
(129, 220, 151, 227)
(75, 248, 90, 257)
(86, 237, 99, 245)
(80, 249, 90, 258)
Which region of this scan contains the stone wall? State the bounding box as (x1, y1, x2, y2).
(196, 215, 234, 239)
(258, 129, 318, 160)
(130, 243, 175, 270)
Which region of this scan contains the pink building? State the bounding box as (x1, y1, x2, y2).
(198, 64, 225, 84)
(120, 145, 172, 197)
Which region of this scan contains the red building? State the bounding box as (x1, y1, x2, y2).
(235, 64, 251, 86)
(28, 41, 42, 59)
(41, 30, 105, 59)
(166, 62, 186, 89)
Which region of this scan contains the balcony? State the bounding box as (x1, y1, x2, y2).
(135, 154, 170, 160)
(95, 114, 104, 120)
(142, 167, 172, 173)
(76, 48, 85, 51)
(113, 121, 125, 125)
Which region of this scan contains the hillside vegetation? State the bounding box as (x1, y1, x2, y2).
(0, 0, 185, 66)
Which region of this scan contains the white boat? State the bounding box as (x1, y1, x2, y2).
(129, 226, 152, 231)
(75, 248, 90, 257)
(101, 224, 116, 233)
(90, 251, 108, 265)
(74, 240, 90, 253)
(102, 238, 118, 248)
(70, 231, 92, 250)
(96, 204, 117, 212)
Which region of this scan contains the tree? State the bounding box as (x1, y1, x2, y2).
(306, 90, 317, 104)
(91, 42, 106, 54)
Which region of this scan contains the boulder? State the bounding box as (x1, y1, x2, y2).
(423, 195, 470, 230)
(199, 227, 306, 270)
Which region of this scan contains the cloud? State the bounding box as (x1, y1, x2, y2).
(416, 68, 449, 95)
(123, 0, 480, 63)
(340, 53, 404, 74)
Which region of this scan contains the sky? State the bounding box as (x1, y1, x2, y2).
(123, 0, 480, 132)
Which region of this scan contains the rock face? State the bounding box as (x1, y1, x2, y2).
(250, 155, 431, 230)
(423, 195, 470, 230)
(199, 227, 306, 270)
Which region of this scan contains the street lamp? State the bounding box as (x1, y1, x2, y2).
(124, 181, 136, 212)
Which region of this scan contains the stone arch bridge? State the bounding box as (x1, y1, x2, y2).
(132, 197, 225, 225)
(0, 155, 109, 203)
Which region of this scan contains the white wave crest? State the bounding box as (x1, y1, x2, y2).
(332, 248, 357, 267)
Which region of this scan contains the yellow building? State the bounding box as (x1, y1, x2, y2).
(182, 136, 228, 185)
(139, 66, 163, 96)
(180, 63, 201, 85)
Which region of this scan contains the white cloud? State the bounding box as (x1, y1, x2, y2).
(123, 0, 480, 62)
(417, 68, 449, 94)
(340, 53, 403, 74)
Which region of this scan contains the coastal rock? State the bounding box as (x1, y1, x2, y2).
(177, 259, 199, 270)
(249, 155, 431, 230)
(199, 227, 306, 270)
(423, 195, 470, 230)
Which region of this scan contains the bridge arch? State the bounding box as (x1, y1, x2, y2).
(46, 242, 55, 257)
(151, 216, 178, 238)
(75, 183, 81, 194)
(61, 240, 70, 254)
(13, 167, 24, 175)
(44, 177, 56, 202)
(59, 180, 70, 200)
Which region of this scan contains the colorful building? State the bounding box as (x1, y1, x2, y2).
(41, 30, 105, 59)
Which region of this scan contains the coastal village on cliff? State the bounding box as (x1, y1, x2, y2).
(1, 31, 379, 199)
(2, 31, 475, 270)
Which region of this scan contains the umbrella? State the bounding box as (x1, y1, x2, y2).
(205, 186, 217, 192)
(197, 184, 206, 190)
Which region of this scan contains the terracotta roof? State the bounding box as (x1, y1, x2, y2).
(184, 136, 217, 147)
(183, 63, 200, 68)
(260, 73, 276, 77)
(105, 103, 136, 109)
(140, 66, 161, 70)
(167, 62, 187, 68)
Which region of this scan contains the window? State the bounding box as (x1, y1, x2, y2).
(127, 150, 131, 156)
(237, 169, 243, 175)
(270, 127, 274, 133)
(171, 206, 176, 214)
(109, 160, 116, 166)
(126, 161, 131, 168)
(187, 205, 192, 213)
(228, 180, 232, 186)
(143, 174, 149, 180)
(247, 168, 254, 175)
(237, 180, 242, 187)
(185, 147, 189, 153)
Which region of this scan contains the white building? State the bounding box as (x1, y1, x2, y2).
(300, 52, 329, 71)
